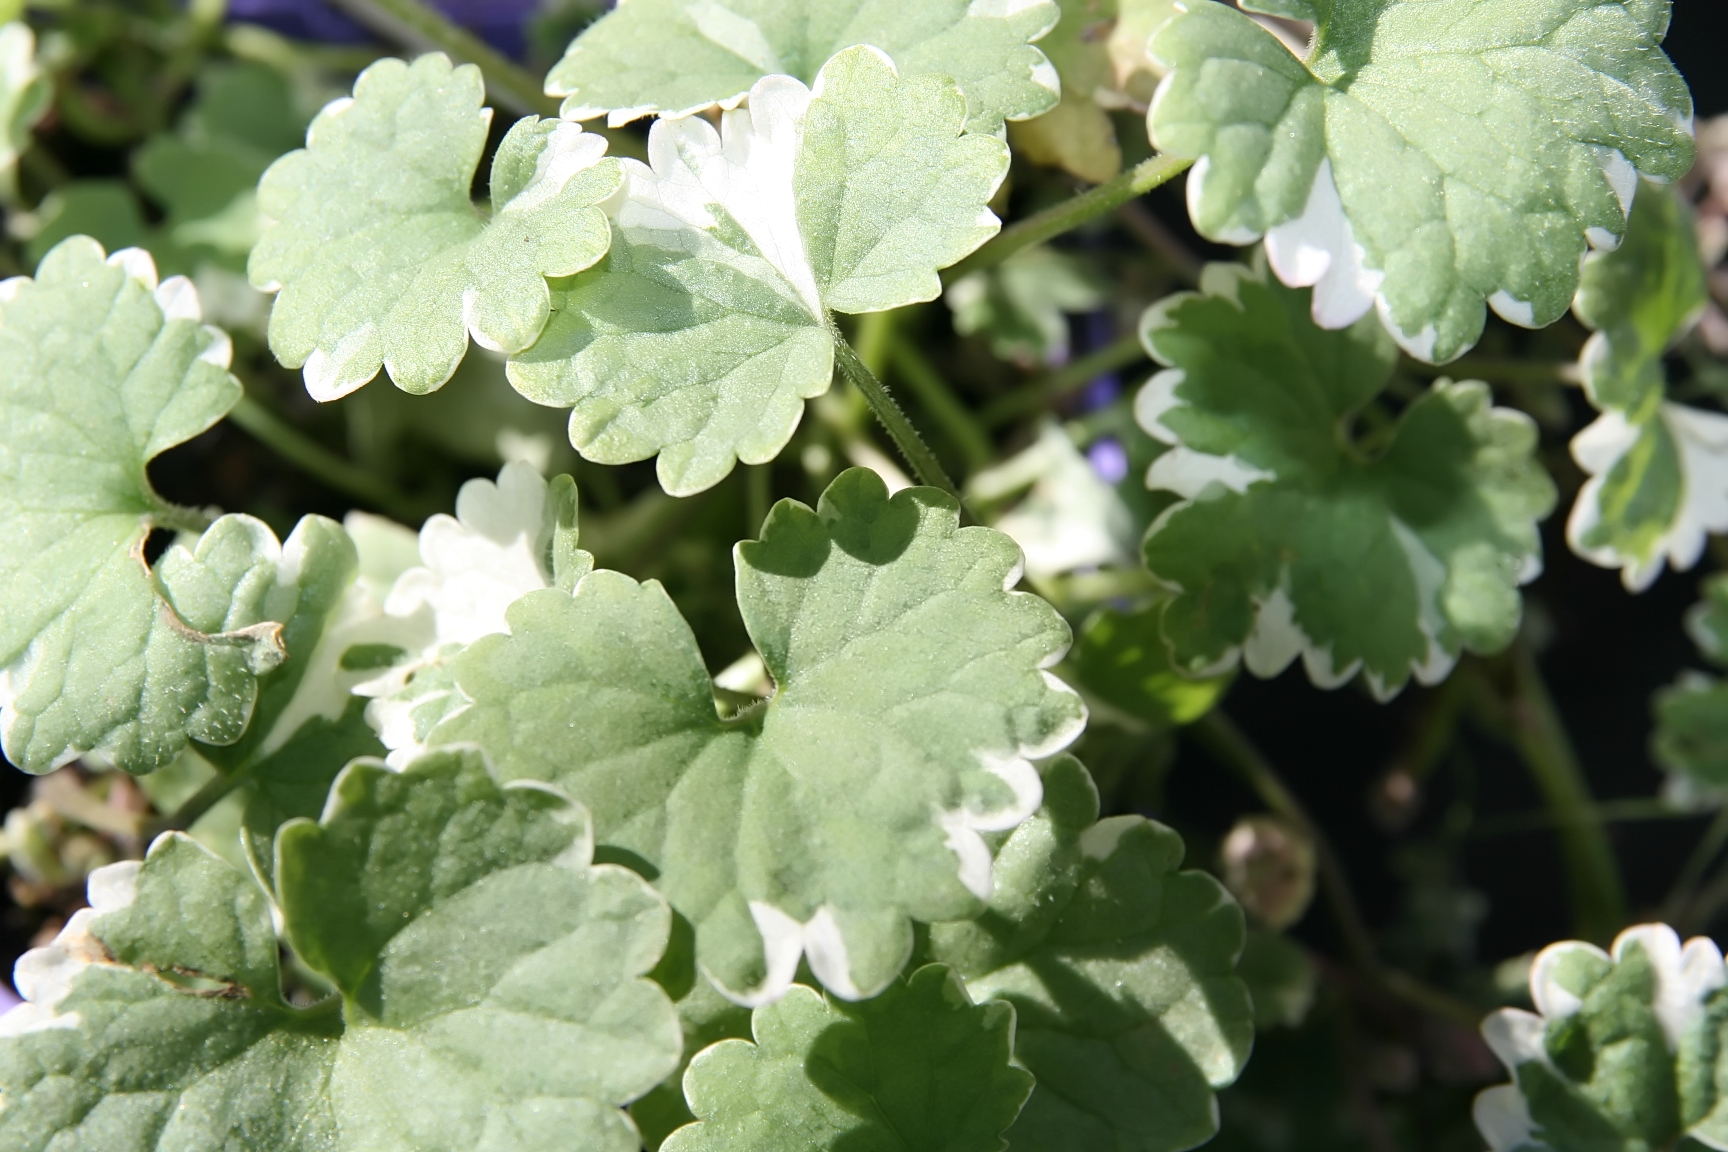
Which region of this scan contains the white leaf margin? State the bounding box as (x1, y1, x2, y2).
(1567, 402, 1728, 593)
(1474, 923, 1728, 1152)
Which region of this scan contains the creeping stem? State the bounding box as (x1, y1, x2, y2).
(227, 395, 428, 524)
(325, 0, 559, 117)
(830, 324, 963, 503)
(941, 154, 1194, 286)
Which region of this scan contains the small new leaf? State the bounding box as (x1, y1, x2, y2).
(251, 54, 621, 400)
(1149, 0, 1695, 363)
(0, 747, 682, 1151)
(664, 966, 1033, 1152)
(926, 755, 1254, 1152)
(1475, 924, 1728, 1152)
(439, 468, 1085, 1006)
(0, 238, 343, 774)
(512, 46, 1008, 495)
(1565, 181, 1725, 592)
(546, 0, 1060, 136)
(1135, 261, 1556, 699)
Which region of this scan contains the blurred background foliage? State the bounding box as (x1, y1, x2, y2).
(1, 2, 1727, 1150)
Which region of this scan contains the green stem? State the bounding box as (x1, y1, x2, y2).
(1501, 645, 1627, 943)
(1193, 712, 1482, 1027)
(148, 762, 255, 839)
(942, 154, 1194, 287)
(1665, 805, 1728, 922)
(1402, 356, 1578, 387)
(830, 327, 961, 501)
(888, 342, 993, 475)
(746, 464, 771, 538)
(227, 395, 426, 524)
(148, 500, 218, 536)
(325, 0, 557, 117)
(981, 333, 1150, 427)
(1469, 798, 1699, 838)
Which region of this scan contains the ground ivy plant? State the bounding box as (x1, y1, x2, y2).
(0, 0, 1713, 1149)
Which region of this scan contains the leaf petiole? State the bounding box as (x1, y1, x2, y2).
(941, 154, 1193, 286)
(829, 324, 962, 503)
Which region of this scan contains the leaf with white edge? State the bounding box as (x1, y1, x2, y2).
(1653, 575, 1728, 792)
(545, 0, 1059, 136)
(969, 422, 1137, 578)
(1148, 0, 1696, 364)
(510, 46, 1009, 496)
(438, 468, 1086, 1005)
(1134, 260, 1556, 700)
(0, 21, 49, 200)
(0, 236, 342, 774)
(250, 53, 621, 400)
(925, 754, 1254, 1152)
(946, 246, 1109, 369)
(1474, 923, 1728, 1152)
(1565, 181, 1723, 592)
(0, 747, 682, 1151)
(1007, 0, 1125, 184)
(351, 461, 590, 768)
(662, 965, 1033, 1152)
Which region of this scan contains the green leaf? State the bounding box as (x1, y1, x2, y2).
(1071, 601, 1233, 727)
(1653, 575, 1728, 793)
(250, 53, 621, 401)
(1475, 923, 1728, 1152)
(1565, 181, 1724, 592)
(511, 45, 1009, 495)
(0, 747, 682, 1151)
(0, 20, 49, 201)
(21, 181, 151, 270)
(438, 468, 1085, 1004)
(1148, 0, 1695, 364)
(945, 246, 1109, 369)
(663, 965, 1033, 1152)
(926, 754, 1254, 1152)
(0, 236, 342, 774)
(545, 0, 1060, 136)
(1134, 260, 1556, 699)
(1107, 0, 1180, 107)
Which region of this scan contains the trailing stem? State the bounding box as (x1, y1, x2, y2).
(1194, 710, 1483, 1028)
(227, 395, 428, 525)
(941, 154, 1194, 286)
(829, 326, 962, 503)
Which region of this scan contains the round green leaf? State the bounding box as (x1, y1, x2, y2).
(545, 0, 1060, 136)
(437, 468, 1085, 1005)
(1148, 0, 1695, 364)
(250, 54, 621, 400)
(510, 45, 1008, 495)
(927, 755, 1254, 1152)
(0, 237, 351, 774)
(663, 965, 1033, 1152)
(0, 747, 682, 1151)
(1134, 260, 1556, 699)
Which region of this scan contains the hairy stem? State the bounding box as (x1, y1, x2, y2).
(1500, 645, 1627, 943)
(148, 761, 255, 839)
(1194, 711, 1483, 1028)
(981, 333, 1151, 427)
(942, 155, 1194, 286)
(830, 327, 961, 501)
(227, 395, 427, 524)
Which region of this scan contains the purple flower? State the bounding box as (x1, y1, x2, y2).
(1088, 437, 1129, 485)
(226, 0, 543, 57)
